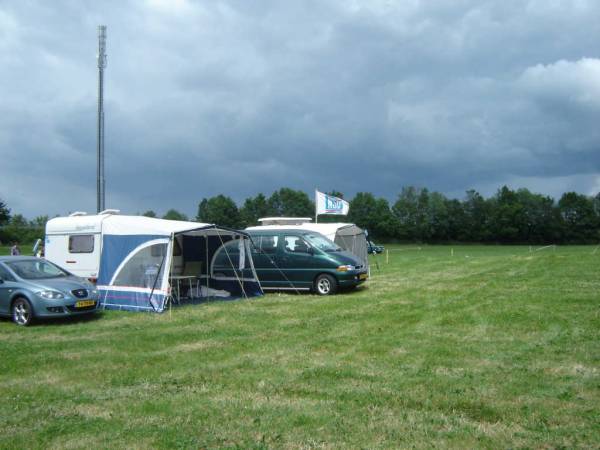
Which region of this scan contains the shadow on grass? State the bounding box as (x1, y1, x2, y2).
(0, 311, 104, 327)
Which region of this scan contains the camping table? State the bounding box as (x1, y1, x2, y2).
(169, 275, 196, 303)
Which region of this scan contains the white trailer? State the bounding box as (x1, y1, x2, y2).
(45, 211, 113, 280)
(45, 211, 262, 312)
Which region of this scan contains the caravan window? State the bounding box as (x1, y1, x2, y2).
(69, 235, 94, 253)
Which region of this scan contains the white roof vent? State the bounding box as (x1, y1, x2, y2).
(69, 211, 88, 217)
(99, 209, 121, 215)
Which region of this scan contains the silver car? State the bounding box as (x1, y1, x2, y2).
(0, 256, 100, 326)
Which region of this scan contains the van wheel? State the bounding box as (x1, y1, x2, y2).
(12, 298, 34, 326)
(314, 274, 337, 296)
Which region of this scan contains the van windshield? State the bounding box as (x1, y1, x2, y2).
(304, 233, 341, 252)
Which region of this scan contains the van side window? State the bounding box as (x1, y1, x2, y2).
(284, 236, 310, 253)
(69, 235, 94, 253)
(0, 264, 15, 281)
(259, 235, 278, 254)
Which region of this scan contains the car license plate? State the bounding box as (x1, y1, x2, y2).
(75, 300, 95, 308)
(359, 273, 368, 280)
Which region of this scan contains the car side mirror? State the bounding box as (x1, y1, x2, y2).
(0, 278, 4, 284)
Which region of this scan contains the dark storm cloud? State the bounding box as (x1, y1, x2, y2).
(1, 0, 599, 218)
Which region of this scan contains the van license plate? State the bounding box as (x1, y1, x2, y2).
(359, 273, 368, 280)
(75, 300, 95, 308)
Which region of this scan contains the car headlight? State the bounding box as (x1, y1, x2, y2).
(336, 265, 354, 272)
(37, 290, 65, 300)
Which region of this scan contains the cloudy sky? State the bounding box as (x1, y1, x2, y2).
(1, 0, 599, 218)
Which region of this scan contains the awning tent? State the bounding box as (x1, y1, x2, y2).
(97, 216, 261, 312)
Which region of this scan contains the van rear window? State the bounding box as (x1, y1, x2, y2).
(69, 235, 94, 253)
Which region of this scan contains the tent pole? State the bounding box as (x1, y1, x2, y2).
(206, 233, 210, 301)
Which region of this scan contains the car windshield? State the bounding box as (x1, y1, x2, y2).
(304, 233, 341, 252)
(5, 260, 70, 280)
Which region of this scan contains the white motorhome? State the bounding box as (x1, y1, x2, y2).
(246, 217, 370, 271)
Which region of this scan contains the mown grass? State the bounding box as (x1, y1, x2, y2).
(0, 245, 598, 449)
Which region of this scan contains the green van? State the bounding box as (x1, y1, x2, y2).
(245, 229, 368, 295)
(212, 229, 368, 295)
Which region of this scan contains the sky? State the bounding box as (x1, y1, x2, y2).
(1, 0, 599, 219)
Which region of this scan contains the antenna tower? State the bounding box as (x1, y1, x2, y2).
(96, 25, 107, 213)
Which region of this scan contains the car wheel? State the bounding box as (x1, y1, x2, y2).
(12, 298, 34, 326)
(314, 274, 337, 296)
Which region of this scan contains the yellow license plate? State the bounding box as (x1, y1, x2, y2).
(359, 273, 368, 280)
(75, 300, 95, 308)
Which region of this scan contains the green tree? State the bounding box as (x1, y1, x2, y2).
(2, 214, 36, 244)
(0, 198, 10, 226)
(348, 192, 397, 240)
(392, 186, 420, 241)
(239, 194, 270, 227)
(427, 192, 451, 241)
(196, 195, 241, 228)
(488, 186, 525, 243)
(142, 210, 157, 218)
(31, 215, 49, 229)
(515, 189, 560, 243)
(462, 190, 491, 242)
(558, 192, 599, 243)
(162, 209, 188, 221)
(445, 198, 466, 241)
(268, 188, 314, 217)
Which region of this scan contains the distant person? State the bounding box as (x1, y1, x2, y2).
(10, 242, 20, 256)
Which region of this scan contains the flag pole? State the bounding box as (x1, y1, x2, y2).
(315, 188, 318, 223)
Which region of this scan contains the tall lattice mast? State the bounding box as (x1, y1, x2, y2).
(96, 25, 107, 213)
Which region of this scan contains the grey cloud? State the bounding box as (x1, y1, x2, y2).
(1, 0, 600, 218)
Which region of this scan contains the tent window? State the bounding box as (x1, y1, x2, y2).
(150, 239, 181, 257)
(69, 235, 94, 253)
(213, 239, 253, 279)
(113, 243, 167, 288)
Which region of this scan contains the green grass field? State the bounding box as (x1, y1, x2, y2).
(0, 245, 598, 448)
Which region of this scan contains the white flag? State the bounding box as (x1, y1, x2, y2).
(316, 190, 349, 215)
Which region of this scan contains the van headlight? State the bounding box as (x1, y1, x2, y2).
(336, 265, 354, 272)
(37, 290, 65, 300)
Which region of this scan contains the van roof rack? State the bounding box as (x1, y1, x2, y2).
(99, 209, 120, 215)
(258, 217, 312, 225)
(69, 211, 88, 217)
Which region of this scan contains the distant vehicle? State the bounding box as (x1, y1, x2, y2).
(367, 241, 384, 254)
(0, 256, 99, 326)
(243, 229, 368, 295)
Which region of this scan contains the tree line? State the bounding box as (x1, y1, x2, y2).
(2, 185, 600, 245)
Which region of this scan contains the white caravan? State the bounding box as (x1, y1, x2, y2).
(45, 210, 262, 312)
